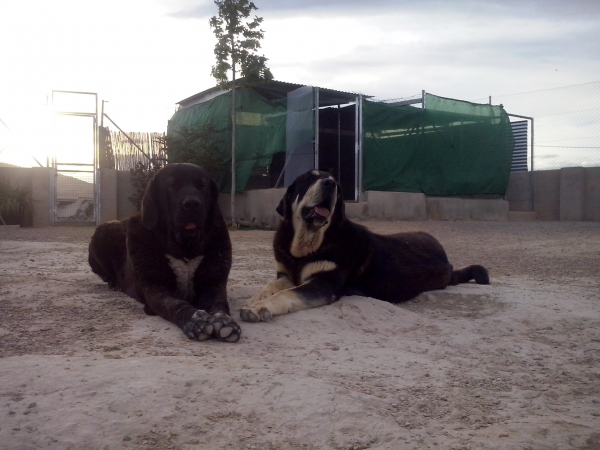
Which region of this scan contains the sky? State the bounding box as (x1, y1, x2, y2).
(1, 0, 599, 167)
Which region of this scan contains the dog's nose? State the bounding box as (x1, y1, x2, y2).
(182, 198, 202, 210)
(323, 179, 335, 189)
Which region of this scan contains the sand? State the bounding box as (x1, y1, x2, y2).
(0, 220, 599, 450)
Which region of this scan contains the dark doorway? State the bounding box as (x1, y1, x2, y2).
(318, 105, 356, 201)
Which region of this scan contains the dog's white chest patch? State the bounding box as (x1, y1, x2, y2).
(166, 255, 203, 300)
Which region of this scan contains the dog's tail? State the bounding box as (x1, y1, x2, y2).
(450, 265, 489, 286)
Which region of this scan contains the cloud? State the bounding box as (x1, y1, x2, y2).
(253, 1, 599, 101)
(167, 0, 600, 20)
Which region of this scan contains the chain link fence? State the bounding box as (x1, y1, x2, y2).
(477, 81, 600, 171)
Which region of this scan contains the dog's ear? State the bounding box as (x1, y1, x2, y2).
(140, 174, 159, 230)
(276, 198, 285, 218)
(276, 181, 296, 218)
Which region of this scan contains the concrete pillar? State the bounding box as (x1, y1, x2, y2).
(533, 170, 560, 220)
(560, 167, 585, 221)
(505, 171, 533, 212)
(30, 167, 54, 227)
(116, 170, 138, 220)
(584, 167, 600, 221)
(99, 169, 118, 223)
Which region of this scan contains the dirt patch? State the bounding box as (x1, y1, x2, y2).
(1, 221, 599, 449)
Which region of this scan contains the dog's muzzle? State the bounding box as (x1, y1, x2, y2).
(178, 197, 204, 239)
(302, 179, 336, 227)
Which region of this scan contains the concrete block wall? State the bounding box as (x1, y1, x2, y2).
(4, 166, 599, 227)
(116, 170, 138, 220)
(218, 188, 285, 228)
(99, 169, 117, 223)
(365, 191, 427, 220)
(533, 170, 561, 220)
(0, 166, 54, 227)
(504, 171, 533, 212)
(505, 167, 599, 221)
(560, 167, 585, 221)
(426, 197, 509, 221)
(94, 169, 137, 223)
(89, 166, 600, 224)
(31, 168, 54, 227)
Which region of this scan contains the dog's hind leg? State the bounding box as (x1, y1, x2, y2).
(450, 265, 490, 285)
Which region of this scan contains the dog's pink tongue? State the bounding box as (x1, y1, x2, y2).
(184, 223, 197, 230)
(314, 207, 330, 218)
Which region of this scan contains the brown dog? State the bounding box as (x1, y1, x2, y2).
(240, 170, 489, 322)
(89, 163, 240, 342)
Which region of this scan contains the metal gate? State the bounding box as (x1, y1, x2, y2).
(51, 91, 98, 224)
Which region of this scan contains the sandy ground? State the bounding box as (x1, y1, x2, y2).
(0, 220, 599, 450)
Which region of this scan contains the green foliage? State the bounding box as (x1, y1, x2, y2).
(128, 161, 162, 211)
(0, 178, 33, 226)
(209, 0, 273, 89)
(166, 124, 228, 187)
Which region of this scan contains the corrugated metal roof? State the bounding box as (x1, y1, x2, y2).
(177, 79, 371, 110)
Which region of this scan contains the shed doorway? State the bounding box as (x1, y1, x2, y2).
(318, 105, 357, 201)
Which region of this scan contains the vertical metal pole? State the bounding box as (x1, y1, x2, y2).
(51, 91, 56, 225)
(337, 105, 341, 181)
(46, 95, 50, 167)
(530, 118, 535, 173)
(94, 94, 100, 225)
(354, 96, 359, 201)
(231, 68, 237, 226)
(422, 90, 426, 109)
(489, 96, 492, 105)
(101, 100, 106, 128)
(314, 87, 319, 170)
(530, 117, 535, 212)
(358, 95, 364, 202)
(95, 114, 101, 225)
(354, 95, 364, 202)
(49, 165, 56, 226)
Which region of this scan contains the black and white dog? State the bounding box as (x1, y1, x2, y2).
(89, 163, 241, 342)
(240, 170, 489, 322)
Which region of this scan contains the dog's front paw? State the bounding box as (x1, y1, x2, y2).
(239, 306, 273, 323)
(182, 310, 213, 341)
(209, 312, 241, 343)
(248, 289, 274, 306)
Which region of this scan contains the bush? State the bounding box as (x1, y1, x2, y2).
(128, 124, 226, 210)
(0, 178, 33, 226)
(166, 124, 227, 187)
(128, 161, 163, 211)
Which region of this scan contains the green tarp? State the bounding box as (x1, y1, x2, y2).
(169, 88, 515, 196)
(167, 88, 286, 193)
(362, 94, 514, 196)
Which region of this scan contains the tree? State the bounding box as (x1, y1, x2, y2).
(167, 124, 227, 187)
(209, 0, 273, 226)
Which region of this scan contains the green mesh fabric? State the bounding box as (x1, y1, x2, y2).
(167, 88, 286, 192)
(169, 89, 515, 196)
(362, 94, 514, 196)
